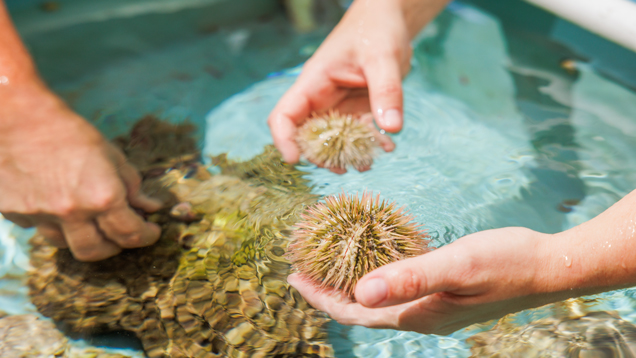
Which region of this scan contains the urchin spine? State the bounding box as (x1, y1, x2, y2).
(288, 192, 430, 297)
(296, 111, 379, 171)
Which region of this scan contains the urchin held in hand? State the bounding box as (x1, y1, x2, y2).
(296, 111, 381, 172)
(287, 192, 431, 298)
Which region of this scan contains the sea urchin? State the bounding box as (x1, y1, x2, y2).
(287, 192, 430, 298)
(296, 111, 380, 172)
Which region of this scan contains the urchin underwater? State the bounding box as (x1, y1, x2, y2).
(2, 0, 636, 357)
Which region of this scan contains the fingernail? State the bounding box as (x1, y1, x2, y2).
(380, 109, 401, 131)
(359, 277, 388, 306)
(287, 274, 299, 286)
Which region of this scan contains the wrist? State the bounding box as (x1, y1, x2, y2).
(531, 233, 580, 296)
(0, 83, 79, 136)
(1, 80, 61, 113)
(396, 0, 451, 38)
(532, 220, 636, 301)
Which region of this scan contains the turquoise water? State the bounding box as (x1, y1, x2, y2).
(3, 0, 636, 356)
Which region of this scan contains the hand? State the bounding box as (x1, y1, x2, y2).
(268, 0, 413, 164)
(288, 227, 560, 335)
(0, 85, 162, 261)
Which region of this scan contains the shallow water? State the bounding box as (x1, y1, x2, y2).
(3, 0, 636, 357)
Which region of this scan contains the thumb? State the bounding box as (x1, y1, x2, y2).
(354, 248, 453, 308)
(118, 160, 163, 212)
(363, 56, 404, 133)
(107, 143, 163, 212)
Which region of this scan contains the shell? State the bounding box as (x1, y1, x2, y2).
(287, 192, 431, 297)
(296, 111, 379, 171)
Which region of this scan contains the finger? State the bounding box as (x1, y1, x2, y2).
(268, 106, 303, 164)
(268, 72, 351, 163)
(268, 81, 320, 163)
(117, 161, 163, 212)
(2, 213, 34, 228)
(329, 167, 347, 174)
(363, 56, 404, 133)
(96, 204, 161, 249)
(62, 221, 121, 261)
(108, 144, 162, 212)
(37, 223, 67, 248)
(359, 113, 395, 152)
(288, 273, 404, 328)
(354, 246, 454, 308)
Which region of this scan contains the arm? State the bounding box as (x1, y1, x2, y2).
(289, 189, 636, 334)
(268, 0, 452, 165)
(0, 1, 162, 261)
(536, 188, 636, 297)
(0, 0, 40, 88)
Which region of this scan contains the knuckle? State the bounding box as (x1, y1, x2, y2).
(396, 267, 423, 301)
(376, 83, 402, 98)
(52, 198, 78, 217)
(89, 189, 121, 211)
(121, 232, 144, 247)
(72, 247, 104, 262)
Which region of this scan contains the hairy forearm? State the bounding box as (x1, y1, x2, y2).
(535, 188, 636, 299)
(0, 1, 63, 130)
(0, 0, 41, 87)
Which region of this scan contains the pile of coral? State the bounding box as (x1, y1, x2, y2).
(468, 299, 636, 357)
(28, 117, 333, 358)
(0, 314, 129, 358)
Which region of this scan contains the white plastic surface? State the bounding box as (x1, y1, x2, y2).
(524, 0, 636, 52)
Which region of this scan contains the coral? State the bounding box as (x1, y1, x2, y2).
(0, 314, 129, 358)
(28, 118, 334, 358)
(287, 192, 430, 297)
(296, 111, 379, 172)
(111, 115, 200, 179)
(468, 299, 636, 357)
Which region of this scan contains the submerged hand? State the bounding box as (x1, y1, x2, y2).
(268, 0, 412, 164)
(0, 85, 162, 261)
(288, 227, 561, 335)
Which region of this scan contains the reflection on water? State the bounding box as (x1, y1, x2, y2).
(469, 299, 636, 357)
(0, 314, 133, 357)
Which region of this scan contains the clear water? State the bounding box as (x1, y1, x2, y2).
(3, 0, 636, 357)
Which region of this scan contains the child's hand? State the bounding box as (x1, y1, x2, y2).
(268, 0, 413, 163)
(288, 227, 560, 335)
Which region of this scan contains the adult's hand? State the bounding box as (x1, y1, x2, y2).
(0, 85, 162, 261)
(288, 227, 568, 335)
